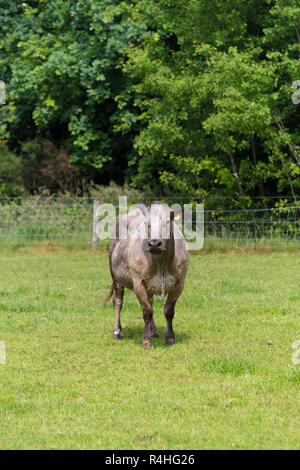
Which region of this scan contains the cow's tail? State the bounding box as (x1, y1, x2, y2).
(102, 284, 114, 307)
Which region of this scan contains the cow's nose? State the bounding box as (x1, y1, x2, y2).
(148, 239, 162, 248)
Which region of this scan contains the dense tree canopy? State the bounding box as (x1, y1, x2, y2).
(0, 0, 142, 187)
(0, 0, 299, 207)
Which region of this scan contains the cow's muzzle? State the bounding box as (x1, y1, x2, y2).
(147, 239, 165, 253)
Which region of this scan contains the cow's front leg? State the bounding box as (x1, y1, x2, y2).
(164, 281, 184, 346)
(150, 318, 159, 338)
(133, 279, 153, 349)
(164, 300, 176, 345)
(149, 294, 159, 338)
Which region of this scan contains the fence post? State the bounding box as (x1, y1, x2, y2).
(92, 200, 99, 250)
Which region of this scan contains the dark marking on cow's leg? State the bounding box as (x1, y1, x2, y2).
(150, 318, 159, 338)
(149, 294, 159, 338)
(142, 308, 153, 349)
(163, 280, 184, 346)
(134, 280, 153, 349)
(164, 301, 176, 345)
(113, 285, 124, 340)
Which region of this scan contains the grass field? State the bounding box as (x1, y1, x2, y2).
(0, 243, 299, 449)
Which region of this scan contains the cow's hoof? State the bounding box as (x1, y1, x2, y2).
(114, 333, 123, 340)
(142, 341, 152, 350)
(151, 331, 159, 338)
(165, 337, 175, 346)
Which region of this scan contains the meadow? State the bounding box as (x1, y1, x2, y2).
(0, 244, 299, 449)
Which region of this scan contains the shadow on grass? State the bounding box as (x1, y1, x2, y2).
(122, 325, 190, 348)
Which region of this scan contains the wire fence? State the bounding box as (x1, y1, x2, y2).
(203, 206, 300, 241)
(0, 199, 299, 247)
(0, 200, 93, 246)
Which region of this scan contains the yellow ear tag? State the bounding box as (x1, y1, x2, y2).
(174, 214, 181, 220)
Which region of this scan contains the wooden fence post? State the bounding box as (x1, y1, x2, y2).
(92, 199, 99, 250)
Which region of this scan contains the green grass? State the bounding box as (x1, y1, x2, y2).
(0, 244, 299, 449)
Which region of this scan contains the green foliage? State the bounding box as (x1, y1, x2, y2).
(89, 180, 145, 205)
(0, 145, 26, 197)
(0, 0, 299, 205)
(0, 0, 141, 182)
(20, 139, 86, 195)
(123, 0, 300, 206)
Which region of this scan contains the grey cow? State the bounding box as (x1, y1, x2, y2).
(103, 201, 189, 349)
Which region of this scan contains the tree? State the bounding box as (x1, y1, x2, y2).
(0, 0, 142, 188)
(0, 0, 299, 204)
(122, 0, 300, 207)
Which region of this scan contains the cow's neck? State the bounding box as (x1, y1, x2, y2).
(151, 249, 173, 275)
(151, 252, 166, 272)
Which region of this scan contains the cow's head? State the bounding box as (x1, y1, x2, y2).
(142, 201, 175, 255)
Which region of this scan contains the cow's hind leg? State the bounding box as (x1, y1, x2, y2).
(113, 284, 124, 340)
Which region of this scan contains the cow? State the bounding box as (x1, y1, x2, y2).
(103, 201, 189, 349)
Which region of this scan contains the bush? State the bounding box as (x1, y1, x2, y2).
(0, 145, 26, 197)
(20, 139, 86, 195)
(88, 181, 146, 205)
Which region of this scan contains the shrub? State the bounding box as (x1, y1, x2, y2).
(0, 145, 26, 197)
(88, 181, 146, 205)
